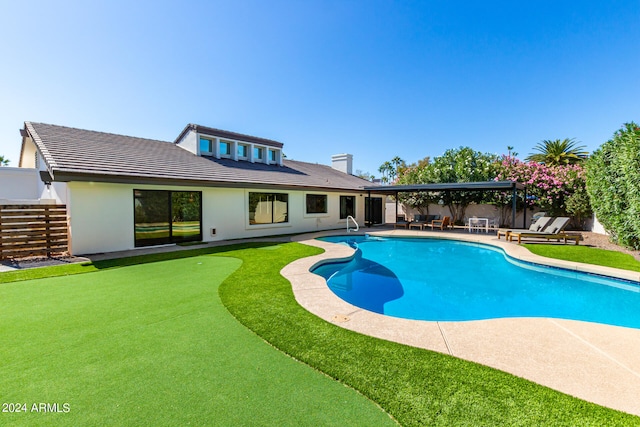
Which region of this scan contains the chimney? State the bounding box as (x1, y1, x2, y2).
(331, 153, 353, 175)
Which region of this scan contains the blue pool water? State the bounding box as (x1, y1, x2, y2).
(312, 236, 640, 328)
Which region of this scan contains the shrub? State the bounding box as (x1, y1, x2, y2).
(586, 122, 640, 249)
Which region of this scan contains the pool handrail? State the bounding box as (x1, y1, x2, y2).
(347, 215, 359, 233)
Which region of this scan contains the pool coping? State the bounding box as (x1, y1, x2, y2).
(282, 228, 640, 417)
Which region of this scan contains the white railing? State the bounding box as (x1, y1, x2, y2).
(347, 215, 359, 233)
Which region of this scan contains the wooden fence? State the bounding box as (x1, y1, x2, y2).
(0, 204, 68, 259)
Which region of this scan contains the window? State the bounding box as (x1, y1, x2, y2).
(254, 147, 263, 160)
(199, 137, 212, 153)
(220, 140, 231, 156)
(134, 190, 202, 247)
(249, 192, 288, 224)
(306, 194, 327, 214)
(340, 195, 356, 219)
(238, 144, 248, 158)
(269, 149, 277, 162)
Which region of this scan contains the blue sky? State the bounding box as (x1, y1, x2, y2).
(0, 1, 638, 177)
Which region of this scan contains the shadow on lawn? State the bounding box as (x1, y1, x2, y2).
(86, 242, 284, 269)
(0, 242, 284, 284)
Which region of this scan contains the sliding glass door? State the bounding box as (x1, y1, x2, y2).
(134, 190, 202, 247)
(171, 191, 202, 243)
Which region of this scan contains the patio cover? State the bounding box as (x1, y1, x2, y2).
(363, 180, 527, 228)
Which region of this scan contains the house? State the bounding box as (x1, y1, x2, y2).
(6, 122, 382, 255)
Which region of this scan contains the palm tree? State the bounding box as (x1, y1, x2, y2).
(525, 138, 588, 165)
(378, 157, 406, 184)
(0, 155, 9, 166)
(378, 161, 394, 183)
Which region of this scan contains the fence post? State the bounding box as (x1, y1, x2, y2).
(44, 205, 51, 257)
(0, 205, 4, 260)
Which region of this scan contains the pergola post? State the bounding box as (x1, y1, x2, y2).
(523, 187, 527, 228)
(395, 191, 399, 220)
(511, 184, 517, 228)
(367, 190, 372, 227)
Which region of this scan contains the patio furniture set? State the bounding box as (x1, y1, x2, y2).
(394, 215, 451, 231)
(394, 214, 579, 245)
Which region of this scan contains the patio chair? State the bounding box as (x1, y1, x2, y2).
(408, 214, 438, 230)
(429, 216, 451, 231)
(508, 217, 575, 244)
(393, 215, 410, 229)
(497, 216, 553, 240)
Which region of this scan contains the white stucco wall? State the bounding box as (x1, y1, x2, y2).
(175, 128, 198, 155)
(67, 182, 135, 255)
(591, 214, 608, 235)
(66, 181, 369, 255)
(6, 138, 68, 204)
(0, 167, 40, 201)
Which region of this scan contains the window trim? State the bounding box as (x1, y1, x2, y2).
(219, 139, 232, 157)
(247, 191, 290, 228)
(304, 193, 329, 216)
(339, 195, 356, 220)
(254, 146, 264, 161)
(199, 137, 213, 154)
(237, 143, 249, 159)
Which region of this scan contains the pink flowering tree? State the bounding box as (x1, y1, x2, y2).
(493, 156, 591, 228)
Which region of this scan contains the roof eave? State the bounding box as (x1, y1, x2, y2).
(363, 180, 526, 193)
(51, 170, 367, 193)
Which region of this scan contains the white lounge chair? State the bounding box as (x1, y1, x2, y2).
(508, 217, 576, 244)
(497, 216, 553, 240)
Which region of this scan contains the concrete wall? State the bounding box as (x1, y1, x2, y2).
(395, 201, 612, 234)
(392, 202, 543, 229)
(66, 181, 370, 255)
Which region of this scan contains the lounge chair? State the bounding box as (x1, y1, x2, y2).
(428, 216, 451, 231)
(393, 215, 410, 229)
(408, 214, 439, 230)
(497, 216, 553, 240)
(508, 217, 575, 244)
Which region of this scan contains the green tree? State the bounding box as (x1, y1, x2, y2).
(525, 138, 588, 165)
(355, 169, 375, 181)
(396, 147, 499, 223)
(0, 155, 9, 166)
(586, 122, 640, 249)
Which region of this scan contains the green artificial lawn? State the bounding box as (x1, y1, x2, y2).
(523, 244, 640, 272)
(0, 249, 395, 426)
(2, 242, 639, 426)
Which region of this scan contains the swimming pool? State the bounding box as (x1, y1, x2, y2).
(312, 235, 640, 328)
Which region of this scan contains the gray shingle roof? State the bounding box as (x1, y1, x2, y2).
(24, 122, 371, 192)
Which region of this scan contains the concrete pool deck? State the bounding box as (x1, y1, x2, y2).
(283, 228, 640, 417)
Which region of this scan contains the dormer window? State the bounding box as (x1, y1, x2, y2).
(199, 137, 213, 154)
(220, 140, 232, 157)
(238, 144, 248, 159)
(180, 125, 283, 165)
